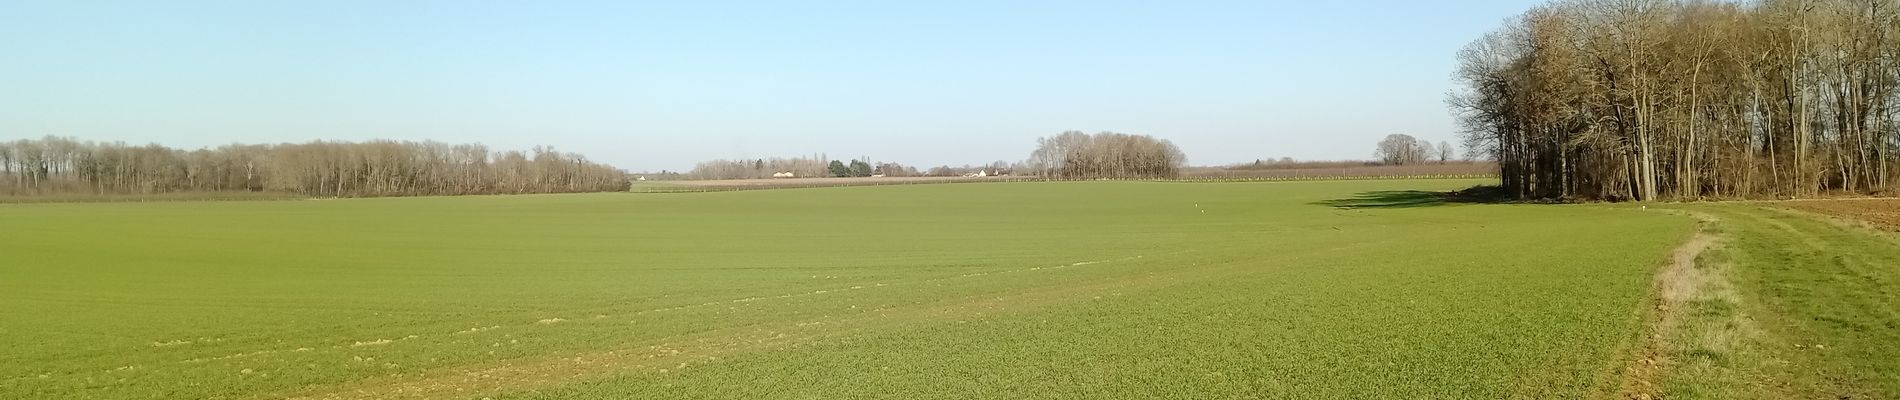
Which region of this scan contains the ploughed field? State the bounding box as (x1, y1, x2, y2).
(0, 180, 1695, 399)
(1784, 198, 1900, 232)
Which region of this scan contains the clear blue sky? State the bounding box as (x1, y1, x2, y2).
(0, 0, 1539, 171)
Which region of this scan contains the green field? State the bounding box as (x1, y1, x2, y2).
(1653, 204, 1900, 399)
(2, 180, 1702, 399)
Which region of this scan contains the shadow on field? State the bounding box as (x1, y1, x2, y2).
(1315, 186, 1510, 209)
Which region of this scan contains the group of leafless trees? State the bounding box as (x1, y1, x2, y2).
(1374, 134, 1457, 165)
(0, 136, 627, 197)
(1455, 0, 1900, 200)
(687, 157, 832, 180)
(686, 156, 922, 179)
(1027, 131, 1187, 179)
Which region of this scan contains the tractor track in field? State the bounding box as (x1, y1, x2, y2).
(1617, 206, 1891, 400)
(1619, 211, 1720, 400)
(271, 253, 1255, 400)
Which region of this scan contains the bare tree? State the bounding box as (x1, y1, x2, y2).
(1453, 0, 1900, 200)
(1375, 134, 1433, 165)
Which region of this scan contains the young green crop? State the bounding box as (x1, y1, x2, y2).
(0, 180, 1693, 399)
(1655, 204, 1900, 399)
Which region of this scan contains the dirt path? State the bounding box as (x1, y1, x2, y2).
(1617, 205, 1900, 399)
(1619, 212, 1720, 400)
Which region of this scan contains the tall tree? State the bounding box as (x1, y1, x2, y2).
(827, 160, 850, 177)
(1453, 0, 1900, 200)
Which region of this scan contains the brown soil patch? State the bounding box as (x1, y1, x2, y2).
(1783, 199, 1900, 232)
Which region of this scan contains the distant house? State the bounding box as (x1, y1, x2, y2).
(963, 170, 990, 178)
(772, 171, 796, 178)
(871, 174, 886, 178)
(636, 176, 648, 181)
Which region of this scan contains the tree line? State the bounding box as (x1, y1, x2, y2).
(686, 131, 1185, 181)
(1454, 0, 1899, 200)
(0, 136, 628, 197)
(924, 162, 1017, 177)
(1027, 131, 1187, 179)
(825, 159, 921, 177)
(686, 156, 922, 180)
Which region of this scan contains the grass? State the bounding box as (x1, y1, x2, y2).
(0, 179, 1698, 399)
(1654, 204, 1900, 399)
